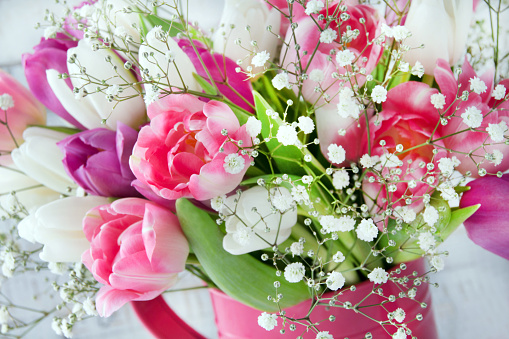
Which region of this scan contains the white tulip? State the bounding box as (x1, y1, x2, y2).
(213, 0, 281, 73)
(18, 196, 110, 263)
(138, 27, 200, 92)
(0, 164, 60, 218)
(403, 0, 473, 74)
(95, 0, 142, 45)
(221, 186, 297, 255)
(47, 39, 146, 130)
(11, 127, 76, 195)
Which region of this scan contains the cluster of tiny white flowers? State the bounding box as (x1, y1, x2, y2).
(327, 144, 346, 164)
(297, 116, 315, 134)
(430, 93, 446, 109)
(469, 76, 487, 94)
(411, 61, 425, 77)
(371, 85, 388, 103)
(252, 51, 270, 68)
(368, 267, 389, 284)
(492, 84, 506, 100)
(486, 121, 507, 142)
(305, 0, 324, 15)
(418, 231, 436, 252)
(461, 106, 483, 128)
(326, 271, 346, 291)
(332, 169, 349, 189)
(223, 153, 246, 174)
(0, 94, 14, 111)
(276, 124, 299, 146)
(272, 73, 291, 90)
(422, 205, 439, 227)
(258, 312, 278, 331)
(246, 116, 262, 137)
(284, 262, 306, 283)
(320, 28, 337, 44)
(356, 219, 378, 242)
(336, 49, 356, 67)
(337, 87, 361, 118)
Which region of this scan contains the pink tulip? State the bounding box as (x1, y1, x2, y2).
(435, 58, 509, 176)
(130, 95, 252, 201)
(82, 198, 189, 317)
(460, 175, 509, 260)
(282, 1, 384, 106)
(0, 69, 46, 154)
(362, 82, 447, 214)
(22, 34, 84, 129)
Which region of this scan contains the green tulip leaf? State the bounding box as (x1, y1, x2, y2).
(176, 198, 309, 312)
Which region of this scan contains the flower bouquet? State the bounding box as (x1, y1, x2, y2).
(1, 0, 508, 338)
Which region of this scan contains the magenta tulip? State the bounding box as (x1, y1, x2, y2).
(22, 34, 84, 129)
(460, 175, 509, 260)
(82, 198, 189, 317)
(178, 39, 254, 113)
(58, 122, 139, 198)
(130, 95, 252, 201)
(0, 69, 46, 155)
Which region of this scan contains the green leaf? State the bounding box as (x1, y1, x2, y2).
(441, 204, 480, 240)
(454, 185, 471, 193)
(30, 125, 80, 135)
(176, 198, 309, 311)
(253, 91, 305, 175)
(192, 73, 218, 95)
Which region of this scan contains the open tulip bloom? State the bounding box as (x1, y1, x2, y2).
(1, 0, 509, 338)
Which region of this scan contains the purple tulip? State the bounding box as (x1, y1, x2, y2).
(58, 122, 140, 198)
(460, 175, 509, 260)
(178, 39, 254, 113)
(22, 33, 85, 129)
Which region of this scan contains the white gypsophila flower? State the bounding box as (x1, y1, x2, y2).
(320, 28, 337, 44)
(290, 242, 304, 257)
(492, 84, 507, 100)
(105, 84, 120, 97)
(0, 306, 9, 324)
(394, 206, 416, 223)
(291, 185, 310, 204)
(144, 86, 160, 105)
(1, 324, 6, 334)
(270, 188, 295, 212)
(381, 23, 393, 37)
(316, 331, 334, 339)
(356, 219, 378, 242)
(319, 215, 338, 233)
(398, 61, 409, 73)
(430, 93, 446, 109)
(72, 303, 84, 320)
(326, 271, 345, 291)
(232, 225, 253, 246)
(368, 267, 389, 284)
(337, 87, 360, 118)
(302, 175, 313, 184)
(0, 94, 14, 111)
(337, 216, 356, 232)
(411, 61, 425, 78)
(284, 262, 306, 283)
(392, 26, 411, 42)
(83, 298, 98, 316)
(380, 153, 401, 168)
(469, 76, 487, 94)
(48, 262, 66, 275)
(332, 169, 349, 189)
(491, 149, 503, 166)
(371, 85, 388, 103)
(52, 318, 63, 336)
(360, 154, 379, 168)
(392, 328, 407, 339)
(336, 49, 356, 67)
(327, 144, 346, 164)
(422, 205, 439, 227)
(309, 69, 325, 82)
(246, 116, 262, 137)
(276, 124, 298, 146)
(165, 50, 176, 63)
(437, 183, 459, 202)
(211, 195, 227, 212)
(252, 51, 271, 67)
(258, 312, 278, 331)
(44, 26, 59, 39)
(486, 121, 507, 142)
(114, 26, 127, 38)
(393, 308, 406, 323)
(418, 231, 436, 252)
(305, 0, 324, 15)
(332, 251, 345, 263)
(60, 319, 72, 338)
(272, 73, 290, 90)
(223, 153, 245, 174)
(438, 157, 456, 176)
(1, 252, 15, 278)
(461, 106, 483, 128)
(78, 4, 95, 17)
(297, 116, 315, 134)
(430, 255, 445, 271)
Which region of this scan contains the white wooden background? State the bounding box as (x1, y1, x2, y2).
(1, 1, 508, 338)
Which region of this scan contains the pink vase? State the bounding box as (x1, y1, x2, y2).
(132, 258, 437, 339)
